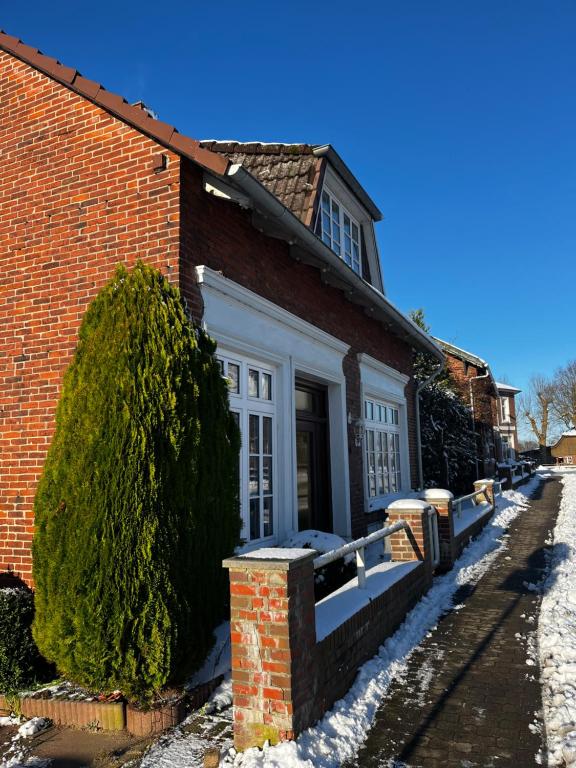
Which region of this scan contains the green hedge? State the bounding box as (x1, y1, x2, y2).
(0, 582, 52, 693)
(32, 262, 241, 703)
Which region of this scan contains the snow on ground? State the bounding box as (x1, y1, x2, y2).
(140, 475, 540, 768)
(221, 478, 540, 768)
(539, 469, 576, 767)
(0, 718, 50, 768)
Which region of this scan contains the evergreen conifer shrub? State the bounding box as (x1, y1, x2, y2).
(32, 263, 240, 703)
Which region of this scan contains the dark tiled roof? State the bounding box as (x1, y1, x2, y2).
(0, 31, 228, 176)
(200, 142, 324, 226)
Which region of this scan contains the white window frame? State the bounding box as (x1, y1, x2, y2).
(364, 398, 403, 498)
(315, 188, 362, 276)
(358, 353, 411, 512)
(501, 396, 510, 423)
(197, 265, 352, 542)
(218, 351, 277, 543)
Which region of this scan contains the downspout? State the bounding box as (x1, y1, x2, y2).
(416, 360, 444, 490)
(469, 370, 491, 479)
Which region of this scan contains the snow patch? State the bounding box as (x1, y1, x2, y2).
(538, 471, 576, 766)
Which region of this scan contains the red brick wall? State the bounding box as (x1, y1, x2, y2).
(179, 161, 419, 536)
(444, 352, 498, 477)
(0, 52, 181, 584)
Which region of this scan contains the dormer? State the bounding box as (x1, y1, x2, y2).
(199, 141, 385, 293)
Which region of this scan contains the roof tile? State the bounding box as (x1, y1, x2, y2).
(200, 141, 321, 223)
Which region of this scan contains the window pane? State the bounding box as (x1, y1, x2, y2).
(262, 373, 272, 401)
(332, 200, 340, 220)
(263, 497, 273, 537)
(333, 223, 341, 244)
(248, 369, 259, 398)
(249, 456, 259, 496)
(352, 223, 359, 241)
(263, 456, 273, 493)
(250, 498, 260, 541)
(344, 215, 351, 234)
(367, 430, 375, 451)
(322, 191, 330, 209)
(249, 414, 259, 453)
(227, 363, 240, 394)
(263, 416, 272, 455)
(369, 474, 377, 497)
(365, 401, 373, 420)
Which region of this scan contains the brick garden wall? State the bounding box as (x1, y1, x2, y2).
(0, 52, 181, 584)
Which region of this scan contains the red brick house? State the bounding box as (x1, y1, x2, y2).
(495, 382, 521, 461)
(0, 32, 443, 585)
(434, 339, 500, 479)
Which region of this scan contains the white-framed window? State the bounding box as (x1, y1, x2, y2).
(315, 189, 362, 275)
(218, 353, 275, 542)
(501, 396, 510, 422)
(364, 398, 402, 497)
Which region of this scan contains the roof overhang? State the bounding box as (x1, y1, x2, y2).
(313, 145, 382, 221)
(214, 164, 443, 361)
(435, 338, 499, 396)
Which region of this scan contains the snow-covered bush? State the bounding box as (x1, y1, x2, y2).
(410, 309, 476, 494)
(0, 579, 52, 693)
(280, 530, 356, 599)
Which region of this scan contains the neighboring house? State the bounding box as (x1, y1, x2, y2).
(0, 32, 443, 585)
(434, 339, 500, 479)
(495, 382, 521, 462)
(551, 431, 576, 464)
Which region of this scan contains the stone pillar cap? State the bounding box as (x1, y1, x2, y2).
(474, 478, 496, 485)
(420, 488, 454, 501)
(223, 547, 316, 571)
(388, 498, 431, 511)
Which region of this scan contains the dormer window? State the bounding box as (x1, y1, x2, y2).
(316, 189, 362, 275)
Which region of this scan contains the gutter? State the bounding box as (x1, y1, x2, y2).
(224, 164, 444, 362)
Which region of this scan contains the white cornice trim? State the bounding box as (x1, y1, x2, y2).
(196, 266, 351, 356)
(357, 353, 410, 386)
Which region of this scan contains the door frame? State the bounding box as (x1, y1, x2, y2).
(295, 379, 332, 532)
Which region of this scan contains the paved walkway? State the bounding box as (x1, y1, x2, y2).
(348, 475, 561, 768)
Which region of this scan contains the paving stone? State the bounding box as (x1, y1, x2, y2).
(347, 476, 561, 768)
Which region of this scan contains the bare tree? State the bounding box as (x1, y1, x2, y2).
(552, 360, 576, 429)
(517, 375, 557, 463)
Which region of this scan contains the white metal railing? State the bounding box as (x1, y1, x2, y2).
(313, 509, 440, 589)
(427, 507, 441, 570)
(452, 484, 489, 519)
(313, 520, 408, 589)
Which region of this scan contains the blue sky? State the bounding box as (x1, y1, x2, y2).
(3, 2, 575, 414)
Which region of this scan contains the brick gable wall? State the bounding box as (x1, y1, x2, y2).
(179, 162, 419, 536)
(0, 52, 181, 584)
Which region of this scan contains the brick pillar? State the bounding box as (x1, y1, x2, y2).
(223, 549, 317, 752)
(499, 464, 514, 490)
(474, 478, 496, 506)
(421, 489, 455, 571)
(387, 500, 434, 587)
